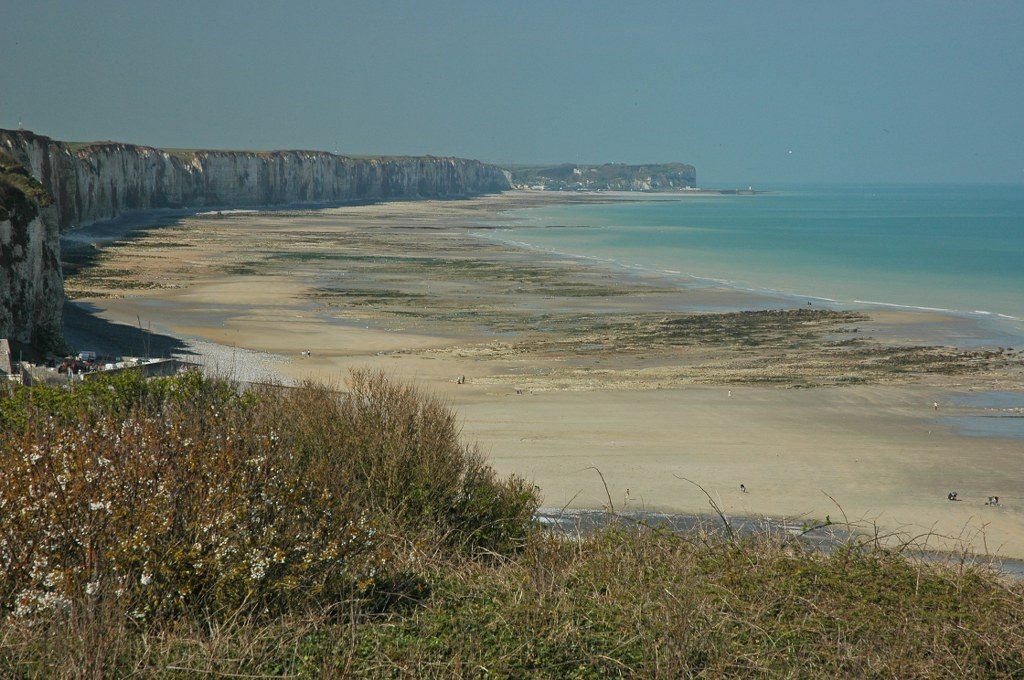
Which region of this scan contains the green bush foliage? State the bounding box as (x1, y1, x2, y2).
(0, 370, 537, 627)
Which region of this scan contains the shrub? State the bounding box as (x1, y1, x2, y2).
(260, 371, 538, 551)
(0, 370, 537, 630)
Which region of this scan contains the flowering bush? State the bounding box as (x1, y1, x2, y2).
(0, 370, 536, 626)
(268, 371, 539, 551)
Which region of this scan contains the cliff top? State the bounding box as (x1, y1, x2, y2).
(509, 161, 695, 180)
(0, 129, 483, 165)
(507, 161, 696, 190)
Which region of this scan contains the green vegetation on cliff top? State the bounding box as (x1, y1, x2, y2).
(0, 151, 51, 222)
(508, 162, 696, 189)
(61, 140, 470, 163)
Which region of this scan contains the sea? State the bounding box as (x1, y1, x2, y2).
(494, 184, 1024, 344)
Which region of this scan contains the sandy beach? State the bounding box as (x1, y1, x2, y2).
(61, 191, 1024, 557)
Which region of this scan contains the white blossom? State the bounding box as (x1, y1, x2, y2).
(250, 557, 269, 580)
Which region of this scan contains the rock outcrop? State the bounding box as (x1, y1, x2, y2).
(0, 129, 511, 351)
(0, 151, 63, 350)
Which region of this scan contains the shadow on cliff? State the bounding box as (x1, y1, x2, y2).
(63, 301, 195, 360)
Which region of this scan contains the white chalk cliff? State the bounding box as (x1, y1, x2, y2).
(0, 129, 511, 350)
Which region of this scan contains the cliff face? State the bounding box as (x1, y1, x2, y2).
(0, 152, 63, 350)
(0, 130, 510, 351)
(0, 130, 511, 231)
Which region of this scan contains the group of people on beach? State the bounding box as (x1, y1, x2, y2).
(948, 491, 1002, 506)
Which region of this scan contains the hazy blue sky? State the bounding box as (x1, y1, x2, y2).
(3, 1, 1022, 184)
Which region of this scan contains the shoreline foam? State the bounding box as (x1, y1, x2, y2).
(483, 201, 1024, 347)
(479, 226, 1024, 349)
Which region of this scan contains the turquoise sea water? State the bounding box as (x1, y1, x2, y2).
(498, 185, 1024, 341)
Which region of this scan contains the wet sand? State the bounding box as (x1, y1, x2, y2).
(61, 192, 1024, 557)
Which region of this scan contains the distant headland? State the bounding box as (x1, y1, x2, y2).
(507, 162, 696, 192)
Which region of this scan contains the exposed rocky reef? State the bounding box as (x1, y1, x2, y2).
(0, 151, 63, 351)
(0, 129, 511, 351)
(509, 162, 696, 191)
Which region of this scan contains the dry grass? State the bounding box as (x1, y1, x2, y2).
(349, 529, 1024, 678)
(1, 371, 1022, 677)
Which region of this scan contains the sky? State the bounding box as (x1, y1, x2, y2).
(2, 1, 1023, 185)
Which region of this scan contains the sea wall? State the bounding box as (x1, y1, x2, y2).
(0, 129, 511, 231)
(0, 129, 510, 350)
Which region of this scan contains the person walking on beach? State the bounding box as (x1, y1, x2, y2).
(933, 401, 939, 411)
(740, 483, 747, 493)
